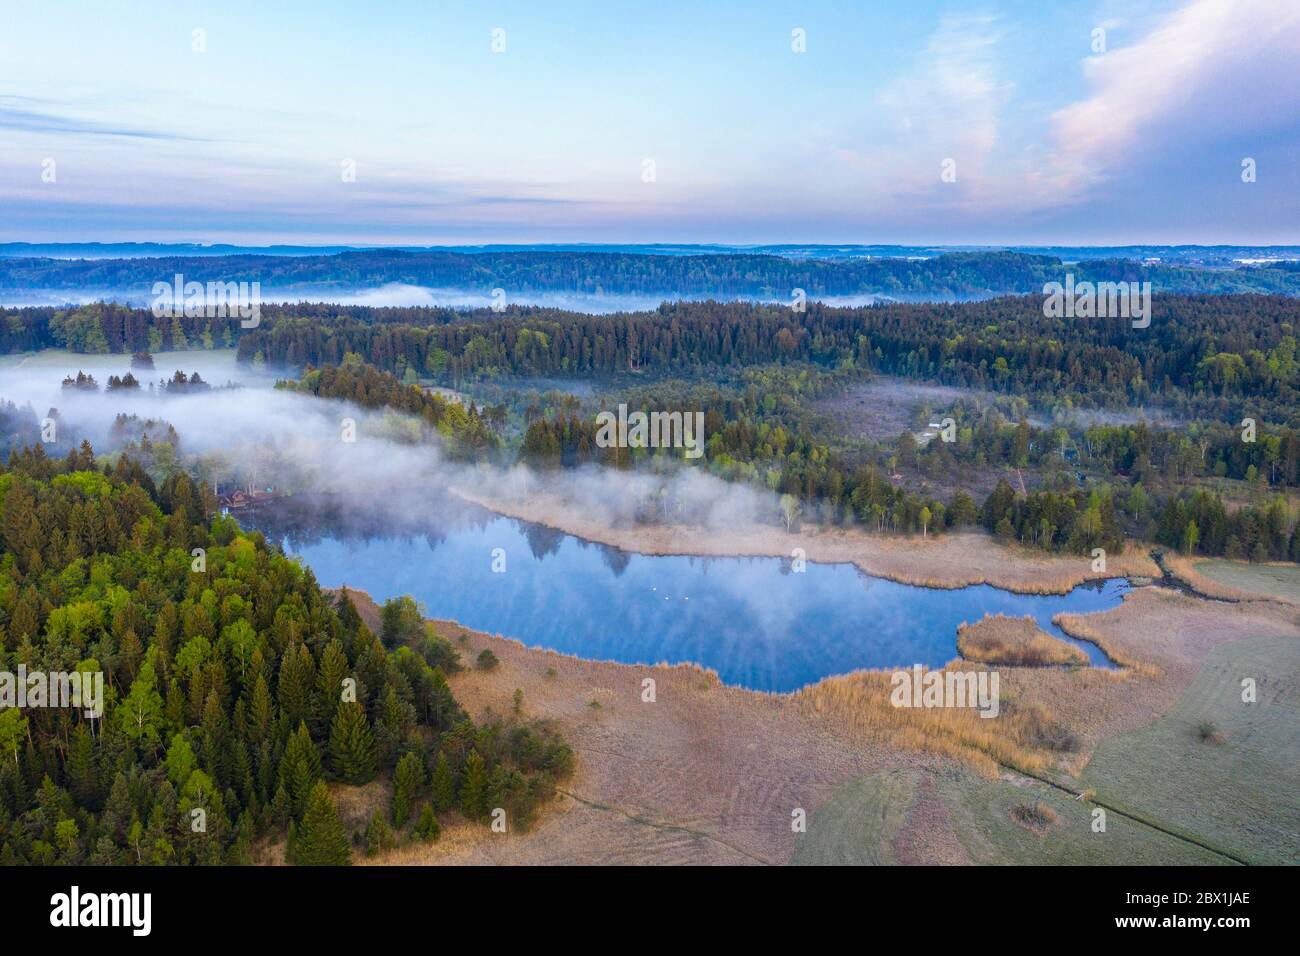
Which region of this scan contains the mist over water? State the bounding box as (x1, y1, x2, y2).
(1, 348, 1126, 687)
(240, 491, 1127, 691)
(0, 284, 896, 313)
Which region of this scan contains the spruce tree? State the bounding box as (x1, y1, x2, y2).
(391, 752, 424, 826)
(315, 639, 350, 728)
(414, 804, 441, 843)
(293, 781, 351, 866)
(459, 750, 487, 820)
(280, 722, 322, 815)
(327, 702, 377, 784)
(65, 724, 98, 806)
(364, 809, 395, 856)
(430, 751, 456, 812)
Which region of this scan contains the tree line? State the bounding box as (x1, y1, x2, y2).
(6, 249, 1300, 300)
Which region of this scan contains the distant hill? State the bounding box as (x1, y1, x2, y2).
(3, 241, 1300, 264)
(2, 248, 1299, 301)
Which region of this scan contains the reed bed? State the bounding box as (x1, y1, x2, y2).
(1051, 612, 1162, 676)
(958, 614, 1088, 666)
(796, 666, 1082, 777)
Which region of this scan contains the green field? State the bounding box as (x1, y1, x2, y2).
(1081, 634, 1300, 865)
(794, 635, 1300, 865)
(791, 765, 1227, 865)
(789, 769, 917, 865)
(1194, 559, 1300, 603)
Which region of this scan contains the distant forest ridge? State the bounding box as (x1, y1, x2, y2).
(3, 242, 1300, 263)
(3, 294, 1296, 425)
(2, 249, 1300, 299)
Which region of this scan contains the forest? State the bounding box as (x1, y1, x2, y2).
(275, 358, 501, 459)
(279, 359, 1298, 562)
(3, 289, 1297, 564)
(0, 444, 571, 864)
(5, 294, 1298, 426)
(5, 249, 1300, 299)
(228, 295, 1300, 424)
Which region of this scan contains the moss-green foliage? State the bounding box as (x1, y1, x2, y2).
(0, 445, 570, 865)
(327, 702, 378, 785)
(414, 803, 440, 843)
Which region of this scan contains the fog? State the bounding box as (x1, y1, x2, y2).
(0, 283, 899, 314)
(0, 353, 790, 534)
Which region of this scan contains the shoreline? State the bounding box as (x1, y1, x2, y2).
(449, 484, 1162, 596)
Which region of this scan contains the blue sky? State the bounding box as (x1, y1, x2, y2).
(1, 0, 1297, 245)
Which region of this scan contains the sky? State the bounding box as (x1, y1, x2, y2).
(1, 0, 1298, 246)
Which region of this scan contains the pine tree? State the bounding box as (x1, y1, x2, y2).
(280, 721, 322, 815)
(327, 702, 377, 785)
(430, 751, 456, 812)
(459, 750, 487, 820)
(391, 752, 424, 826)
(292, 781, 350, 866)
(364, 809, 395, 856)
(414, 804, 441, 843)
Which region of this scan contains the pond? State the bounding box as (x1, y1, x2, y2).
(241, 492, 1130, 693)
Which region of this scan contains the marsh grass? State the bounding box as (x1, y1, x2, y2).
(797, 667, 1082, 776)
(1051, 612, 1161, 675)
(958, 614, 1088, 666)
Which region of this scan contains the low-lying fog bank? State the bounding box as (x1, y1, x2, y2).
(0, 351, 797, 536)
(0, 283, 900, 313)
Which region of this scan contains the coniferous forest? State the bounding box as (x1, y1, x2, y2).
(4, 290, 1297, 563)
(0, 445, 572, 865)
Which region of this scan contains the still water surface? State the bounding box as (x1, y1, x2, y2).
(243, 493, 1128, 692)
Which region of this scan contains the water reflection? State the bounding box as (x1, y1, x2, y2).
(241, 490, 1129, 693)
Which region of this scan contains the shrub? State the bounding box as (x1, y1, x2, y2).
(1011, 801, 1060, 831)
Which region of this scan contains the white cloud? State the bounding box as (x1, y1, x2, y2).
(870, 14, 1014, 203)
(1042, 0, 1300, 199)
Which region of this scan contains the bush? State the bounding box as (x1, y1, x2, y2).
(1011, 801, 1059, 831)
(476, 649, 500, 671)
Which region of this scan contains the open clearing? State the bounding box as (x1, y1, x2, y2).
(792, 765, 1227, 865)
(814, 375, 1181, 442)
(1193, 559, 1300, 604)
(1080, 634, 1300, 865)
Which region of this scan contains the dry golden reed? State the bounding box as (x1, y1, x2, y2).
(958, 614, 1088, 666)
